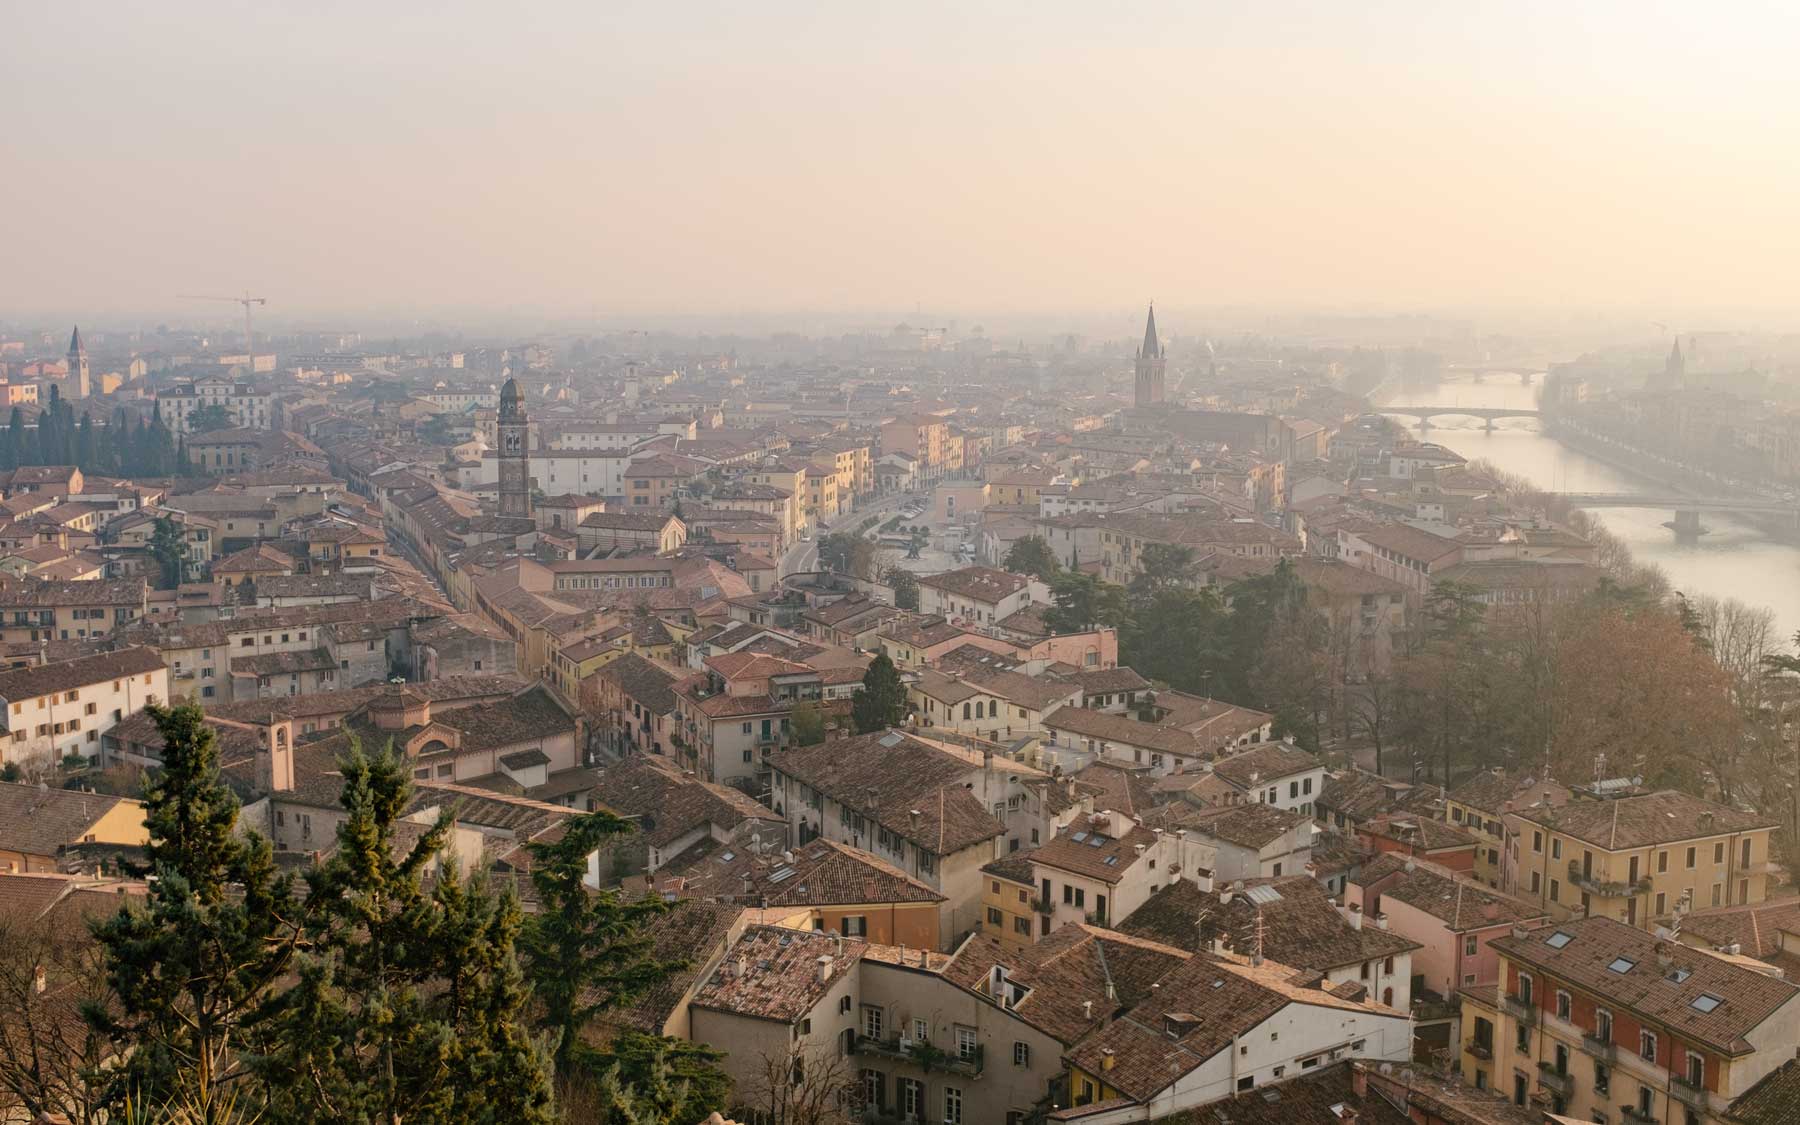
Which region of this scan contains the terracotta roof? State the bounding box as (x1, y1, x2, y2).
(1732, 1057, 1800, 1125)
(1510, 790, 1775, 851)
(1491, 915, 1799, 1056)
(1317, 769, 1443, 824)
(916, 566, 1031, 604)
(594, 652, 680, 714)
(1119, 876, 1419, 972)
(1063, 948, 1400, 1101)
(1058, 667, 1152, 695)
(1369, 861, 1547, 931)
(588, 756, 781, 849)
(1031, 815, 1159, 885)
(0, 578, 144, 608)
(0, 646, 165, 703)
(691, 925, 861, 1022)
(766, 731, 1003, 856)
(941, 924, 1190, 1045)
(1147, 801, 1307, 851)
(1069, 762, 1159, 818)
(1360, 812, 1478, 853)
(0, 783, 138, 860)
(615, 899, 745, 1034)
(1210, 743, 1321, 790)
(1446, 768, 1573, 818)
(1675, 896, 1800, 962)
(664, 837, 945, 907)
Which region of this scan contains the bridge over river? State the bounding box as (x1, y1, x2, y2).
(1380, 405, 1542, 429)
(1547, 492, 1800, 534)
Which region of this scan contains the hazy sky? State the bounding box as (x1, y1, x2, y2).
(7, 2, 1800, 322)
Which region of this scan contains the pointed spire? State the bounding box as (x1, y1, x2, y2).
(1141, 303, 1160, 358)
(67, 326, 84, 356)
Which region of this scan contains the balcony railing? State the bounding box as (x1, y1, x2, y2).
(1568, 860, 1651, 898)
(1670, 1075, 1713, 1112)
(1620, 1106, 1658, 1125)
(1502, 993, 1539, 1025)
(1580, 1033, 1616, 1062)
(1031, 897, 1053, 916)
(1468, 1043, 1492, 1061)
(853, 1036, 983, 1077)
(1536, 1063, 1573, 1098)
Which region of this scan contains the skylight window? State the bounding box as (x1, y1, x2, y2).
(1071, 831, 1089, 843)
(720, 851, 736, 862)
(1691, 993, 1723, 1013)
(1087, 836, 1105, 848)
(1607, 957, 1637, 974)
(1104, 855, 1120, 866)
(1667, 968, 1692, 984)
(768, 867, 797, 883)
(1544, 931, 1574, 949)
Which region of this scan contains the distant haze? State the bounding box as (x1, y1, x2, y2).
(7, 2, 1800, 322)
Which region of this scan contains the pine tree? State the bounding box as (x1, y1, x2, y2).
(519, 811, 691, 1076)
(76, 414, 95, 472)
(254, 741, 555, 1125)
(851, 651, 909, 733)
(85, 702, 300, 1110)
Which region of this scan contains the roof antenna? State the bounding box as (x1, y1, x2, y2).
(1252, 906, 1265, 967)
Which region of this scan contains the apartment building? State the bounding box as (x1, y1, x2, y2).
(0, 579, 147, 645)
(1463, 916, 1800, 1123)
(0, 647, 168, 768)
(1506, 791, 1777, 927)
(156, 373, 274, 434)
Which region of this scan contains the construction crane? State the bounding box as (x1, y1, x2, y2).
(179, 292, 267, 360)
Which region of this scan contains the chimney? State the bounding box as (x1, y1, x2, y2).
(1100, 1048, 1115, 1072)
(1375, 912, 1389, 931)
(1656, 943, 1673, 970)
(1082, 1000, 1093, 1020)
(1352, 1060, 1369, 1099)
(1403, 857, 1415, 873)
(816, 954, 834, 984)
(1347, 903, 1364, 931)
(1220, 886, 1234, 906)
(33, 964, 45, 994)
(735, 955, 748, 978)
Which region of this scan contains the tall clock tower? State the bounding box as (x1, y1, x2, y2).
(497, 376, 532, 518)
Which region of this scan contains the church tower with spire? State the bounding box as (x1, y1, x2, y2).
(1134, 303, 1166, 409)
(66, 326, 90, 399)
(497, 376, 532, 519)
(1648, 337, 1686, 393)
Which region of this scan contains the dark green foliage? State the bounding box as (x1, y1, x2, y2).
(884, 565, 919, 610)
(518, 810, 685, 1077)
(254, 740, 556, 1125)
(1002, 535, 1058, 579)
(189, 404, 234, 435)
(85, 702, 299, 1110)
(789, 700, 827, 746)
(148, 516, 186, 589)
(852, 651, 908, 733)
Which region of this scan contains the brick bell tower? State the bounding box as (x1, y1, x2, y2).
(1134, 302, 1165, 409)
(497, 376, 532, 518)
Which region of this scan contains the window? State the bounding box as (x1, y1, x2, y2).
(1713, 882, 1723, 906)
(898, 1078, 923, 1119)
(1594, 1061, 1610, 1095)
(1687, 846, 1697, 868)
(861, 1069, 883, 1111)
(1640, 1030, 1657, 1062)
(1533, 831, 1543, 852)
(1550, 879, 1559, 902)
(1556, 991, 1571, 1021)
(1237, 1076, 1255, 1091)
(1715, 841, 1725, 864)
(1013, 917, 1031, 935)
(861, 1005, 883, 1040)
(1013, 1042, 1030, 1067)
(1686, 1051, 1704, 1086)
(1691, 993, 1723, 1014)
(1551, 838, 1562, 860)
(988, 907, 1003, 925)
(1465, 935, 1478, 956)
(1518, 973, 1533, 1003)
(1596, 1009, 1613, 1042)
(1658, 850, 1669, 873)
(913, 1017, 928, 1042)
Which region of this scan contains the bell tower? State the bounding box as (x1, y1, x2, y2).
(497, 376, 532, 518)
(1134, 303, 1165, 409)
(67, 326, 90, 399)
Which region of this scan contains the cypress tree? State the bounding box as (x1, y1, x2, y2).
(254, 741, 555, 1125)
(85, 703, 300, 1109)
(851, 650, 909, 732)
(76, 414, 95, 472)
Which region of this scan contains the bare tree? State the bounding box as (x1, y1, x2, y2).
(0, 907, 117, 1125)
(738, 1043, 860, 1125)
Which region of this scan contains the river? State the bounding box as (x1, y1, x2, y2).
(1381, 375, 1800, 645)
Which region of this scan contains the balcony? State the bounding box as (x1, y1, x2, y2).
(1467, 1043, 1493, 1061)
(1670, 1075, 1713, 1112)
(1031, 897, 1053, 916)
(853, 1036, 983, 1077)
(1620, 1107, 1658, 1125)
(1580, 1033, 1616, 1063)
(1568, 860, 1651, 898)
(1502, 993, 1539, 1025)
(1535, 1063, 1574, 1099)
